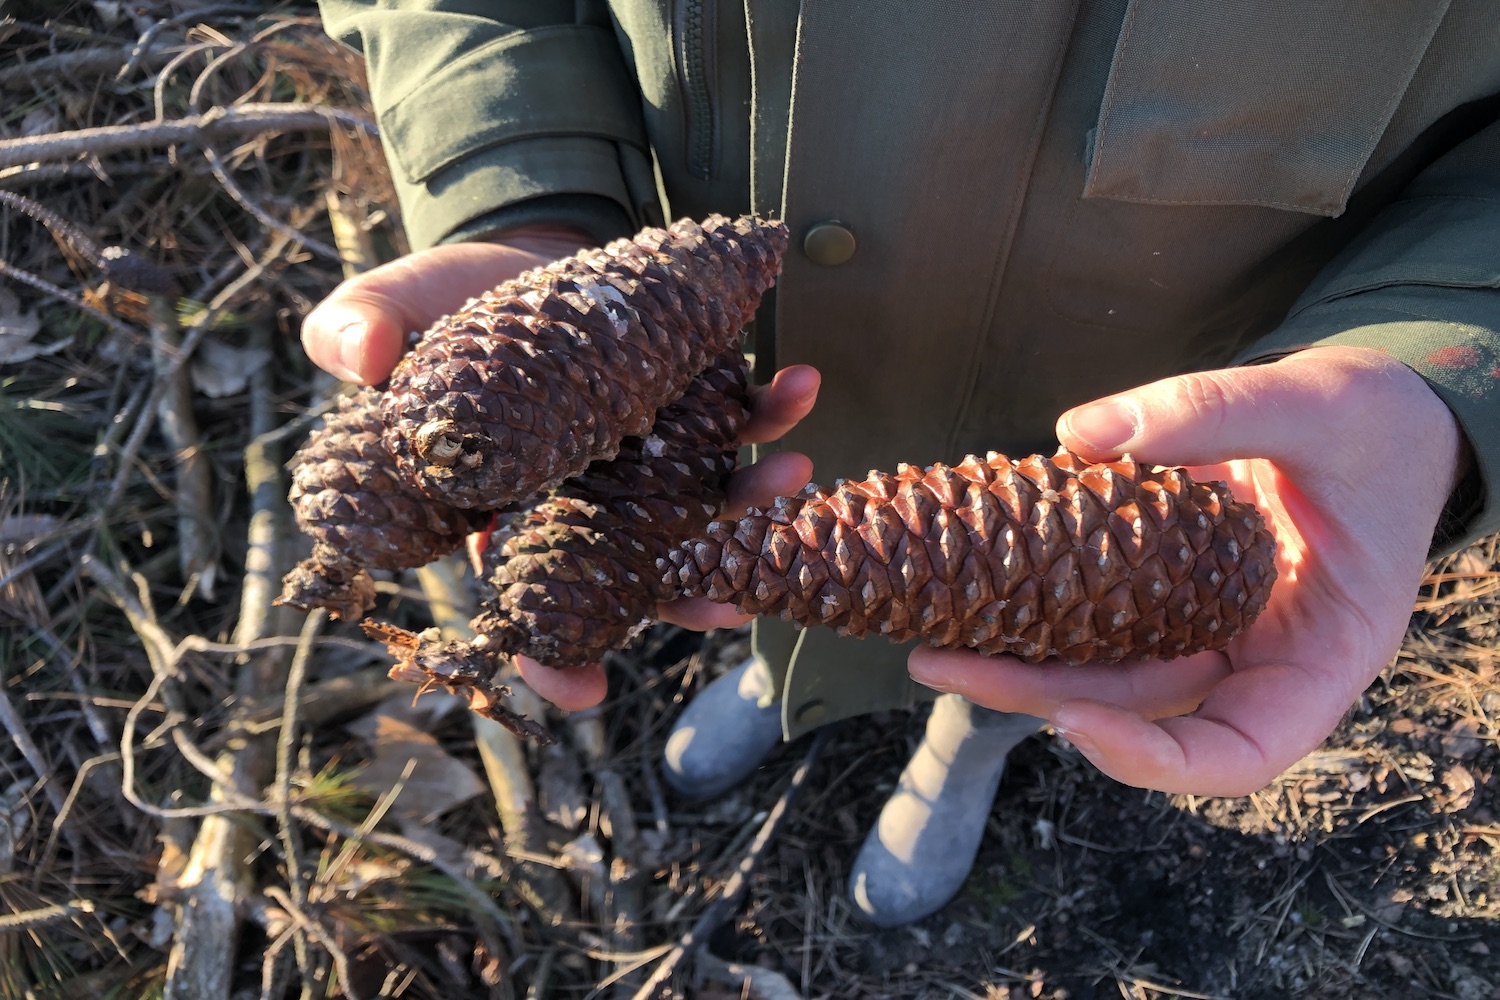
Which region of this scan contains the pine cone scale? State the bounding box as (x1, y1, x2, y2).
(454, 349, 752, 665)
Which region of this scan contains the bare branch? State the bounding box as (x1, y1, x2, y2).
(0, 103, 376, 170)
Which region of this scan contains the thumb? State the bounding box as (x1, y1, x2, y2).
(1055, 346, 1433, 479)
(302, 238, 575, 384)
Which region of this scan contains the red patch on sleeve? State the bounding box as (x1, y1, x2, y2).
(1424, 346, 1480, 369)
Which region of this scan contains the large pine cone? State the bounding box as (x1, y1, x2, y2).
(381, 215, 787, 509)
(278, 389, 491, 620)
(367, 352, 751, 737)
(663, 451, 1277, 664)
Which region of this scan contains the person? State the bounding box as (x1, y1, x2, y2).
(305, 1, 1500, 927)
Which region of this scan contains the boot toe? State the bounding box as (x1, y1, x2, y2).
(847, 697, 1042, 927)
(662, 657, 784, 800)
(847, 814, 978, 928)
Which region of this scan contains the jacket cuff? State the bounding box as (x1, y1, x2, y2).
(439, 193, 635, 249)
(1238, 120, 1500, 554)
(370, 24, 654, 249)
(1240, 294, 1494, 554)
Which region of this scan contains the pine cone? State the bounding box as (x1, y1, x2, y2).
(278, 389, 491, 619)
(380, 214, 787, 509)
(473, 349, 750, 663)
(371, 350, 749, 670)
(664, 451, 1277, 664)
(368, 352, 751, 738)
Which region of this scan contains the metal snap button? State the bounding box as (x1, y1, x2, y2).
(802, 222, 856, 266)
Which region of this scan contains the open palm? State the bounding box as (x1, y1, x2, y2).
(908, 346, 1467, 796)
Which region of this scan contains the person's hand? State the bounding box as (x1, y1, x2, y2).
(907, 345, 1468, 796)
(301, 225, 594, 384)
(518, 364, 820, 710)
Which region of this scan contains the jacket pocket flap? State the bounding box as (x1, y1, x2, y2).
(1085, 0, 1453, 217)
(382, 24, 648, 185)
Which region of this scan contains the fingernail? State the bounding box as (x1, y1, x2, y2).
(1051, 708, 1098, 756)
(333, 319, 368, 383)
(908, 658, 958, 694)
(1064, 398, 1139, 453)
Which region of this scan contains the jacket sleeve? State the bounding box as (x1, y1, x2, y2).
(318, 0, 656, 249)
(1238, 119, 1500, 553)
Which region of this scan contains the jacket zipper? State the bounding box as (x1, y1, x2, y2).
(675, 0, 717, 180)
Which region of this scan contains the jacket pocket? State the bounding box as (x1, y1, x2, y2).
(1084, 0, 1452, 218)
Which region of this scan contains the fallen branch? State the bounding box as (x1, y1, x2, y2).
(569, 712, 648, 999)
(146, 294, 218, 600)
(0, 258, 140, 343)
(0, 43, 185, 90)
(416, 556, 579, 926)
(0, 898, 96, 932)
(0, 689, 73, 830)
(0, 103, 376, 170)
(163, 332, 299, 1000)
(203, 146, 342, 263)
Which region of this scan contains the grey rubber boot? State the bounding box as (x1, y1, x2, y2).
(848, 695, 1044, 927)
(662, 656, 785, 800)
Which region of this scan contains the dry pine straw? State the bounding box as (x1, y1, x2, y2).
(2, 5, 1498, 1000)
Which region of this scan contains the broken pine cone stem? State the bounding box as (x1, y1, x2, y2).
(663, 450, 1277, 664)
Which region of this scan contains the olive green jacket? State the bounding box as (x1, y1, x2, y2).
(321, 0, 1500, 736)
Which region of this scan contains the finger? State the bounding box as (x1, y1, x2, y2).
(302, 243, 549, 384)
(655, 594, 753, 630)
(741, 365, 821, 444)
(908, 645, 1231, 721)
(725, 450, 814, 513)
(514, 655, 608, 712)
(1048, 656, 1353, 796)
(466, 516, 499, 575)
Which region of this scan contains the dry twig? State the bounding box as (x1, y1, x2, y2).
(632, 728, 834, 1000)
(0, 103, 375, 170)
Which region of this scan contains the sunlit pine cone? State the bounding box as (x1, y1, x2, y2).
(380, 214, 787, 509)
(663, 451, 1277, 664)
(277, 389, 490, 620)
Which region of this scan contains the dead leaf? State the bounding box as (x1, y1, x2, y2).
(393, 820, 472, 871)
(20, 107, 59, 138)
(537, 744, 588, 832)
(0, 286, 67, 365)
(329, 857, 409, 896)
(349, 715, 484, 823)
(346, 690, 466, 742)
(1442, 765, 1477, 811)
(189, 338, 272, 398)
(1441, 721, 1486, 762)
(90, 1, 126, 28)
